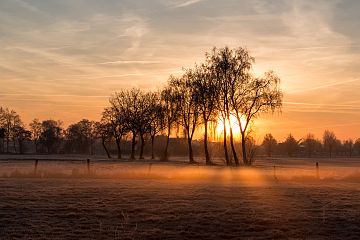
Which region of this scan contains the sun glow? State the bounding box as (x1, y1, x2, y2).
(216, 114, 247, 139)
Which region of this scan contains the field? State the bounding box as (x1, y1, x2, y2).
(1, 156, 360, 239)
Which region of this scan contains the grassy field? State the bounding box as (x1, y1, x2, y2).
(1, 156, 360, 239)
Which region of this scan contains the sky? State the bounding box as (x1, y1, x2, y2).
(0, 0, 360, 141)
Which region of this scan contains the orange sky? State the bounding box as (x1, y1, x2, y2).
(0, 0, 359, 142)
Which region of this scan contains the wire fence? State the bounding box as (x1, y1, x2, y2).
(0, 157, 359, 182)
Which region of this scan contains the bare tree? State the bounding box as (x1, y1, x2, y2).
(0, 107, 23, 153)
(64, 119, 96, 155)
(262, 133, 277, 157)
(94, 121, 112, 158)
(39, 120, 63, 153)
(102, 107, 128, 159)
(343, 139, 354, 158)
(161, 82, 180, 161)
(323, 130, 338, 158)
(148, 92, 165, 160)
(302, 133, 318, 158)
(170, 72, 200, 164)
(111, 89, 141, 160)
(207, 47, 237, 166)
(355, 138, 360, 156)
(235, 71, 282, 165)
(193, 64, 219, 165)
(12, 125, 31, 154)
(29, 119, 42, 153)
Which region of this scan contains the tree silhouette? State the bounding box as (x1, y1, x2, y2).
(207, 47, 237, 165)
(193, 64, 219, 165)
(147, 92, 165, 160)
(161, 83, 180, 161)
(102, 107, 128, 159)
(262, 133, 277, 157)
(284, 134, 298, 157)
(343, 139, 354, 158)
(302, 133, 321, 158)
(236, 71, 282, 165)
(0, 107, 23, 153)
(65, 119, 95, 155)
(323, 130, 338, 158)
(29, 119, 42, 153)
(354, 138, 360, 156)
(94, 121, 112, 158)
(170, 72, 200, 164)
(39, 120, 63, 153)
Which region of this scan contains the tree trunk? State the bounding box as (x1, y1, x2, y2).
(151, 135, 155, 160)
(102, 138, 111, 159)
(223, 119, 230, 166)
(13, 139, 17, 153)
(35, 142, 38, 154)
(187, 137, 195, 164)
(228, 117, 239, 166)
(19, 141, 23, 154)
(241, 131, 248, 165)
(139, 134, 145, 159)
(162, 127, 171, 161)
(130, 132, 136, 160)
(6, 136, 9, 153)
(115, 137, 122, 159)
(204, 120, 211, 165)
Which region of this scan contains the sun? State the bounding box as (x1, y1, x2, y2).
(216, 114, 247, 139)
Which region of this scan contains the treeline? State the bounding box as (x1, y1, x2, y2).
(1, 46, 284, 165)
(261, 132, 360, 158)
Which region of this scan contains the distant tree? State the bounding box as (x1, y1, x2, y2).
(170, 72, 200, 164)
(262, 133, 277, 157)
(0, 127, 5, 153)
(29, 119, 42, 153)
(193, 63, 219, 165)
(246, 136, 258, 165)
(161, 83, 180, 161)
(323, 130, 337, 158)
(65, 119, 95, 154)
(148, 92, 165, 160)
(284, 134, 298, 157)
(94, 121, 112, 158)
(354, 138, 360, 156)
(39, 120, 63, 153)
(111, 89, 141, 160)
(0, 107, 23, 153)
(102, 107, 128, 159)
(302, 133, 321, 158)
(136, 91, 159, 160)
(343, 139, 354, 158)
(12, 125, 31, 154)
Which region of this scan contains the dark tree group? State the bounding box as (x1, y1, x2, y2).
(260, 131, 360, 158)
(95, 46, 283, 165)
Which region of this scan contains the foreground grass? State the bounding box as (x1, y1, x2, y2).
(1, 175, 360, 239)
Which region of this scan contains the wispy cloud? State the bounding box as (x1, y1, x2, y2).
(98, 60, 161, 65)
(288, 78, 359, 93)
(172, 0, 206, 8)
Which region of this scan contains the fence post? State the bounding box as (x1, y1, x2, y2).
(273, 165, 277, 180)
(87, 159, 90, 173)
(34, 159, 38, 175)
(148, 163, 153, 174)
(316, 162, 319, 180)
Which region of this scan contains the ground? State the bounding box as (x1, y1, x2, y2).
(1, 156, 360, 239)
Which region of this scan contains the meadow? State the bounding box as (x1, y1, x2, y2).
(1, 156, 360, 239)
